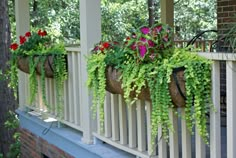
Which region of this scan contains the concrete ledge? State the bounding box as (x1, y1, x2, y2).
(16, 109, 135, 158)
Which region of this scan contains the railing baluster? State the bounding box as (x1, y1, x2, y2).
(71, 52, 80, 125)
(111, 94, 119, 141)
(119, 95, 128, 145)
(169, 108, 179, 158)
(104, 92, 111, 137)
(37, 76, 44, 111)
(158, 126, 167, 158)
(63, 80, 69, 121)
(210, 61, 221, 158)
(226, 61, 236, 158)
(181, 109, 192, 158)
(49, 78, 55, 113)
(128, 102, 137, 148)
(137, 100, 146, 152)
(68, 53, 74, 123)
(78, 53, 83, 127)
(146, 101, 156, 155)
(195, 130, 206, 158)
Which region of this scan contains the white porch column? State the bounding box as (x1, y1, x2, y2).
(15, 0, 30, 108)
(80, 0, 101, 144)
(160, 0, 174, 27)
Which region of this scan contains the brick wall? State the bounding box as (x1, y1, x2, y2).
(217, 0, 236, 103)
(217, 0, 236, 35)
(20, 128, 74, 158)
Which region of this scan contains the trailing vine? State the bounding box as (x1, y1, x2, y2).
(9, 30, 67, 119)
(87, 23, 213, 148)
(29, 56, 39, 104)
(39, 55, 48, 109)
(53, 53, 68, 118)
(87, 53, 106, 132)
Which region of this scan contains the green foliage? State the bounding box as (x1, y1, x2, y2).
(165, 48, 212, 144)
(8, 0, 216, 42)
(174, 0, 217, 39)
(224, 21, 236, 53)
(53, 54, 68, 118)
(9, 30, 67, 117)
(4, 111, 20, 158)
(29, 56, 40, 104)
(87, 53, 106, 132)
(101, 0, 148, 41)
(87, 23, 213, 148)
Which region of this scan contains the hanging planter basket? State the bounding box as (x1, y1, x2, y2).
(17, 55, 67, 78)
(105, 66, 186, 107)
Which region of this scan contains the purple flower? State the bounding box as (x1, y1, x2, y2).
(132, 33, 137, 39)
(163, 35, 168, 42)
(130, 43, 136, 50)
(138, 45, 147, 58)
(149, 53, 156, 60)
(140, 27, 150, 35)
(94, 46, 99, 51)
(148, 40, 155, 47)
(140, 37, 147, 42)
(153, 25, 162, 33)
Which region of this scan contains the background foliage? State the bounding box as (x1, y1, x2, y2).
(8, 0, 217, 44)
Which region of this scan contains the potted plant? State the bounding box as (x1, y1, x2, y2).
(87, 23, 213, 148)
(9, 29, 67, 113)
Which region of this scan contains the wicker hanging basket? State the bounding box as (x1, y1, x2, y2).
(105, 66, 186, 107)
(17, 55, 66, 78)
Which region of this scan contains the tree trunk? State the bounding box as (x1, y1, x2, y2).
(148, 0, 154, 27)
(0, 0, 18, 156)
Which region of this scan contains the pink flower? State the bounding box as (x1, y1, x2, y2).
(138, 45, 147, 58)
(140, 27, 150, 35)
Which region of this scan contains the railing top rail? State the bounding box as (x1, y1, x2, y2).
(174, 39, 215, 42)
(65, 46, 81, 52)
(198, 52, 236, 61)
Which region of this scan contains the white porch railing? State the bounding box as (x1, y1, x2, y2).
(18, 46, 236, 158)
(19, 46, 84, 132)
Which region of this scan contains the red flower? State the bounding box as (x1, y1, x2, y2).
(102, 42, 110, 49)
(113, 41, 119, 45)
(38, 30, 47, 36)
(19, 36, 26, 45)
(25, 32, 31, 37)
(99, 47, 105, 52)
(126, 37, 131, 41)
(10, 43, 18, 50)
